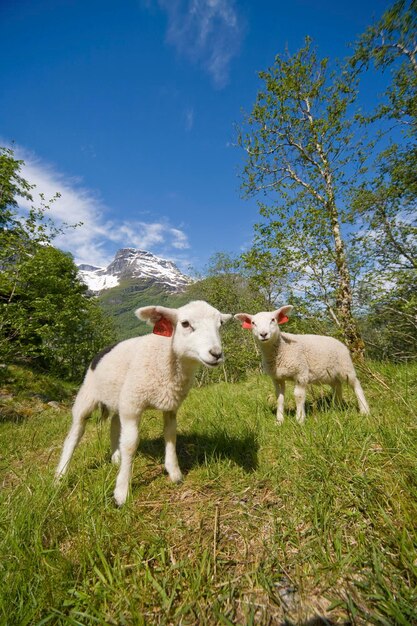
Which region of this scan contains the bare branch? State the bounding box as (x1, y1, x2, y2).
(284, 164, 325, 204)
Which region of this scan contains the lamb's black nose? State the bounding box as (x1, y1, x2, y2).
(209, 349, 222, 360)
(260, 332, 268, 339)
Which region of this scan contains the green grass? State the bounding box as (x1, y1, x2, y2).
(1, 362, 416, 625)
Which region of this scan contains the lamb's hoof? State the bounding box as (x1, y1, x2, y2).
(54, 470, 65, 485)
(168, 469, 183, 484)
(111, 450, 121, 465)
(113, 488, 127, 507)
(276, 415, 284, 425)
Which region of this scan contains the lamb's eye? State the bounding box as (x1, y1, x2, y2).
(252, 320, 256, 326)
(181, 321, 190, 328)
(271, 318, 276, 323)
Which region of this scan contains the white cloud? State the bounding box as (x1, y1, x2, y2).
(171, 227, 190, 249)
(155, 0, 244, 88)
(9, 144, 190, 268)
(185, 106, 195, 131)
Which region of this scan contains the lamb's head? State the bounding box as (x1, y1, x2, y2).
(136, 300, 232, 367)
(235, 305, 293, 344)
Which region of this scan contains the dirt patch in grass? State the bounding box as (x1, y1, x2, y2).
(123, 481, 352, 624)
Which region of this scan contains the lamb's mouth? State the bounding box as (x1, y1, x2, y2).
(201, 358, 222, 367)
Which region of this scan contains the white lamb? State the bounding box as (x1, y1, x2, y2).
(235, 306, 369, 423)
(56, 300, 232, 506)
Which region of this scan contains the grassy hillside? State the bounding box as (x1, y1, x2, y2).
(1, 362, 416, 624)
(98, 279, 189, 341)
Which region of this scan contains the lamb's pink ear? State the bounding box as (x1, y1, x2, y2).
(275, 305, 293, 325)
(135, 305, 176, 338)
(153, 317, 173, 337)
(234, 313, 252, 330)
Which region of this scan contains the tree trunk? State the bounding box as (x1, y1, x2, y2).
(328, 198, 366, 360)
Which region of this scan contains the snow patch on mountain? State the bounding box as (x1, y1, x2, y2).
(78, 248, 191, 293)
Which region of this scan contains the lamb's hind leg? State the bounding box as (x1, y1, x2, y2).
(163, 411, 183, 483)
(351, 376, 370, 415)
(113, 410, 141, 506)
(332, 380, 344, 405)
(55, 384, 97, 480)
(294, 383, 307, 424)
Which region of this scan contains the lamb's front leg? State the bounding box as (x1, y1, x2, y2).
(113, 413, 140, 506)
(274, 380, 285, 424)
(163, 411, 183, 483)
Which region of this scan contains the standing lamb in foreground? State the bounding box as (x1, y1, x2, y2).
(235, 306, 369, 424)
(56, 300, 232, 506)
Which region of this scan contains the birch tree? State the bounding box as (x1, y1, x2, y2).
(238, 38, 366, 358)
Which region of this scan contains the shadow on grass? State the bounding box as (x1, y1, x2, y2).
(314, 394, 350, 413)
(139, 430, 259, 474)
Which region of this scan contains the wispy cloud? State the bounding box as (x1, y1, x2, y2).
(10, 144, 191, 269)
(155, 0, 244, 88)
(185, 106, 195, 131)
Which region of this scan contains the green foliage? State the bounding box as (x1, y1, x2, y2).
(349, 0, 417, 361)
(1, 244, 115, 380)
(0, 146, 115, 380)
(238, 38, 366, 356)
(1, 362, 416, 624)
(239, 38, 361, 205)
(0, 146, 33, 229)
(359, 271, 417, 362)
(238, 14, 417, 361)
(352, 0, 417, 126)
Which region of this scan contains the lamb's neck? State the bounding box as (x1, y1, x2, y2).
(258, 336, 280, 369)
(169, 352, 199, 389)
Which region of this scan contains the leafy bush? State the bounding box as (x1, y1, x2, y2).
(0, 146, 115, 380)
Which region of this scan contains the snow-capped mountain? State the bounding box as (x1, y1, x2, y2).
(78, 248, 191, 293)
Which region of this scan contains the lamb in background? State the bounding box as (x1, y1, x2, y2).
(56, 300, 232, 506)
(235, 305, 369, 423)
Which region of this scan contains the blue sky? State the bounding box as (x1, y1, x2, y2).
(1, 0, 392, 274)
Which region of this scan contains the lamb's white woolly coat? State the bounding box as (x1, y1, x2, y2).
(235, 306, 369, 423)
(261, 332, 357, 386)
(82, 334, 198, 415)
(56, 300, 231, 506)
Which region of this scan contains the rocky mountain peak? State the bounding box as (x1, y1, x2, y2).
(78, 248, 191, 293)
